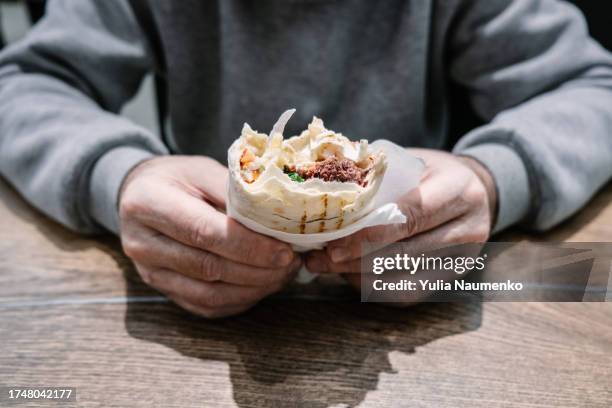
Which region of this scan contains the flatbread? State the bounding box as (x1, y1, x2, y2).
(228, 109, 387, 233)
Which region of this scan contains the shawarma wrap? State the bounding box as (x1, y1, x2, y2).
(228, 109, 387, 234)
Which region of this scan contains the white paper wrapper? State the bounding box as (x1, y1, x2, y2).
(228, 139, 424, 282)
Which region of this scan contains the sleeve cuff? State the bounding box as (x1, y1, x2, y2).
(455, 143, 531, 234)
(88, 146, 156, 234)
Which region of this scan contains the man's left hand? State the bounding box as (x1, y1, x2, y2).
(305, 148, 497, 289)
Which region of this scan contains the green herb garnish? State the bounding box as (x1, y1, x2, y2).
(287, 172, 305, 183)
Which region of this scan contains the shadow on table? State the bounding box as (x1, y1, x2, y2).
(123, 269, 482, 408)
(0, 178, 483, 406)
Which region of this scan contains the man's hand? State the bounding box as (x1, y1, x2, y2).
(305, 148, 497, 289)
(119, 156, 300, 318)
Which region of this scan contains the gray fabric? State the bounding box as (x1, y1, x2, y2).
(88, 146, 155, 233)
(458, 144, 530, 234)
(0, 0, 611, 236)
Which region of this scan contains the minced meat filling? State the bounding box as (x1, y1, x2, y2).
(286, 156, 368, 185)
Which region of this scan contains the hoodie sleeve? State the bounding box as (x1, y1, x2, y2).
(0, 0, 168, 235)
(449, 0, 612, 233)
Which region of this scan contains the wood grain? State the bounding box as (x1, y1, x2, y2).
(0, 177, 611, 407)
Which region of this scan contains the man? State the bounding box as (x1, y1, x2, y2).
(0, 0, 611, 317)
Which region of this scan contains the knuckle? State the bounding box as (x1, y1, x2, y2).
(190, 216, 221, 249)
(145, 269, 160, 287)
(202, 291, 226, 309)
(135, 265, 152, 285)
(242, 241, 264, 263)
(140, 273, 152, 286)
(402, 205, 422, 237)
(471, 224, 490, 242)
(122, 237, 146, 260)
(463, 183, 486, 205)
(364, 227, 384, 243)
(119, 195, 147, 219)
(147, 271, 159, 287)
(198, 253, 222, 281)
(458, 221, 489, 243)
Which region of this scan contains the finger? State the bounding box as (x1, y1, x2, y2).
(137, 264, 254, 318)
(136, 265, 255, 317)
(394, 213, 490, 252)
(124, 224, 301, 286)
(311, 215, 488, 274)
(178, 156, 229, 210)
(140, 266, 286, 310)
(327, 171, 471, 262)
(127, 186, 295, 268)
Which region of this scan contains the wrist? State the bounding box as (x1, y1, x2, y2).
(118, 156, 158, 208)
(456, 155, 498, 228)
(454, 143, 531, 234)
(88, 147, 156, 234)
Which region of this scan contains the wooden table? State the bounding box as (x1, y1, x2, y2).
(0, 177, 611, 407)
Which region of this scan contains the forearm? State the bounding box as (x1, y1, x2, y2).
(0, 0, 168, 233)
(455, 82, 612, 232)
(450, 0, 612, 232)
(0, 69, 167, 233)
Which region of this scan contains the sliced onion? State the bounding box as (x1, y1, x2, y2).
(269, 109, 296, 140)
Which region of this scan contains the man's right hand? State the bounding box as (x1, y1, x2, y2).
(118, 156, 300, 318)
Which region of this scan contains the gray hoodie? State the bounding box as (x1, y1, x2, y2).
(0, 0, 611, 235)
